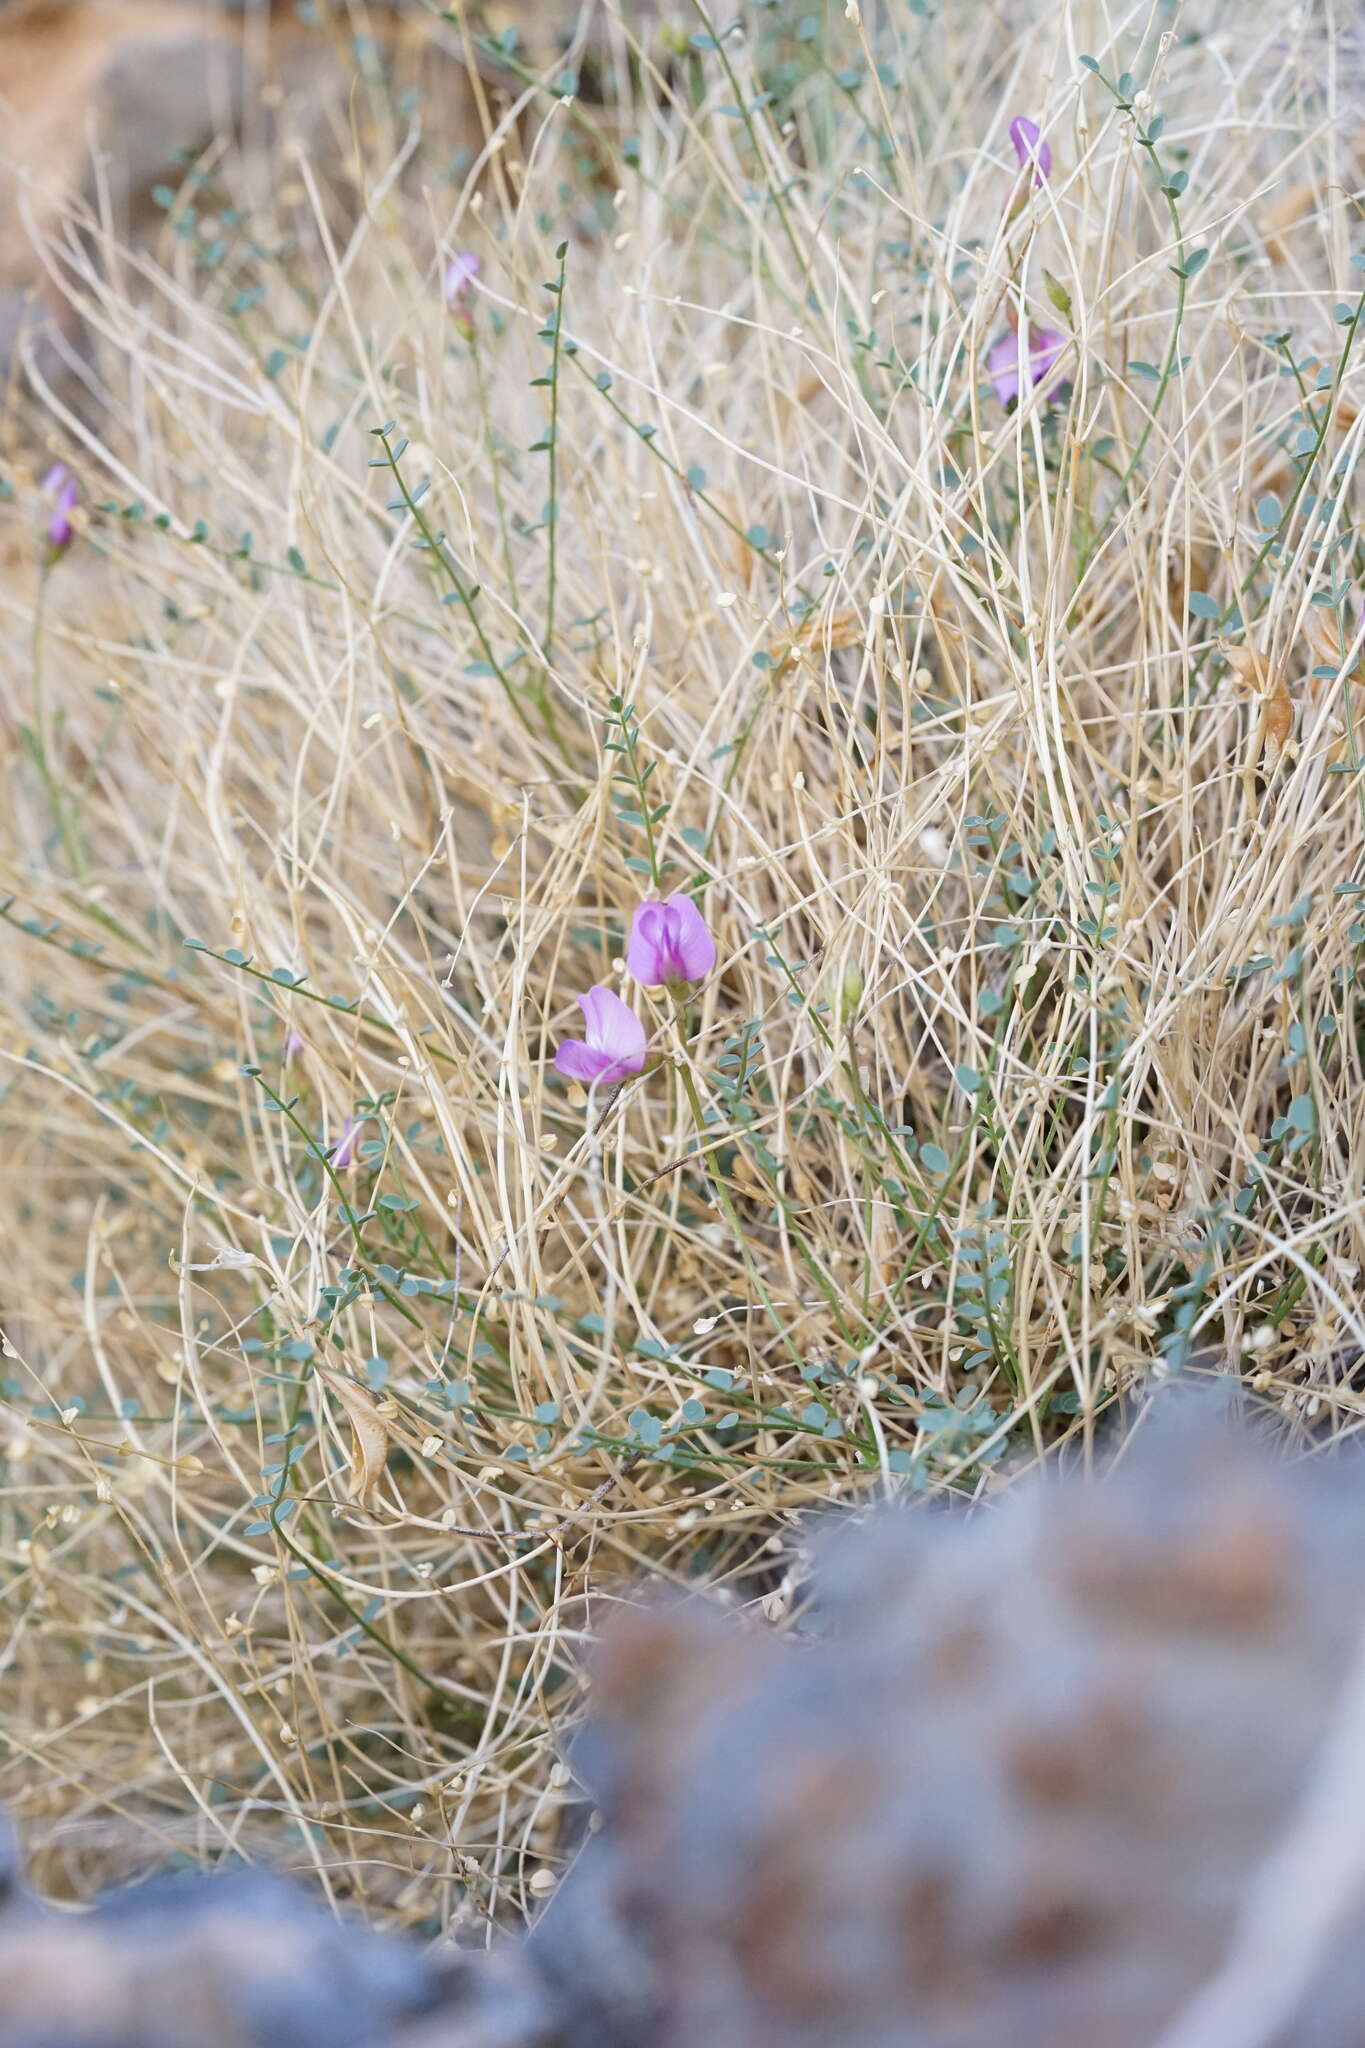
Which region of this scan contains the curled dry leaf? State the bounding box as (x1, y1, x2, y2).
(1300, 613, 1365, 763)
(319, 1368, 391, 1504)
(1262, 179, 1318, 262)
(709, 489, 759, 586)
(872, 1198, 901, 1294)
(1299, 358, 1361, 429)
(1220, 644, 1267, 695)
(769, 606, 862, 675)
(1165, 539, 1220, 622)
(1222, 642, 1294, 765)
(790, 605, 861, 652)
(775, 369, 831, 421)
(1261, 682, 1293, 764)
(1305, 609, 1344, 676)
(1304, 608, 1365, 685)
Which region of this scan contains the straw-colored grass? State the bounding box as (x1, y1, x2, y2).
(1, 0, 1364, 1932)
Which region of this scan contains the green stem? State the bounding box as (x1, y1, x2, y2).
(1076, 74, 1191, 576)
(24, 570, 86, 876)
(248, 1073, 424, 1331)
(541, 241, 569, 669)
(669, 1003, 804, 1375)
(371, 425, 574, 773)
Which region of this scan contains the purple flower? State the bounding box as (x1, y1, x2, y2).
(986, 325, 1067, 409)
(554, 986, 648, 1088)
(329, 1116, 362, 1170)
(42, 463, 78, 552)
(444, 252, 480, 335)
(626, 896, 717, 989)
(1009, 116, 1051, 188)
(283, 1027, 305, 1068)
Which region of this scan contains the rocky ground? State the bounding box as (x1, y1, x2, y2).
(0, 0, 640, 399)
(3, 1389, 1365, 2048)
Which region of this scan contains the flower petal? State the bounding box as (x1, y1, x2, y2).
(330, 1116, 361, 1169)
(1029, 327, 1066, 383)
(554, 1039, 610, 1083)
(578, 985, 647, 1070)
(627, 897, 716, 985)
(48, 479, 77, 549)
(987, 326, 1067, 409)
(444, 253, 480, 308)
(1008, 115, 1051, 187)
(626, 902, 671, 985)
(663, 896, 717, 981)
(987, 332, 1023, 408)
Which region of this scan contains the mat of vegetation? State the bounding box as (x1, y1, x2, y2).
(1, 0, 1363, 1936)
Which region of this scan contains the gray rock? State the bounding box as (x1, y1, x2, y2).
(92, 26, 250, 215)
(0, 1867, 453, 2048)
(9, 1392, 1365, 2045)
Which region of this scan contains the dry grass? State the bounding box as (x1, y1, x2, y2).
(1, 0, 1364, 1935)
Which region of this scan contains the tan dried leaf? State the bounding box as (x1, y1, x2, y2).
(872, 1199, 901, 1293)
(709, 490, 755, 584)
(770, 606, 863, 672)
(1263, 180, 1318, 262)
(794, 605, 861, 651)
(319, 1369, 391, 1504)
(1298, 614, 1365, 762)
(1306, 610, 1344, 673)
(775, 370, 830, 420)
(1299, 357, 1361, 429)
(1261, 679, 1293, 763)
(1304, 610, 1365, 686)
(1221, 642, 1293, 764)
(1221, 644, 1269, 694)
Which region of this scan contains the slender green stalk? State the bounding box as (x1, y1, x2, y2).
(540, 240, 569, 669)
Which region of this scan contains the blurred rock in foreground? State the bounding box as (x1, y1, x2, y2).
(0, 1, 667, 404)
(7, 1388, 1365, 2046)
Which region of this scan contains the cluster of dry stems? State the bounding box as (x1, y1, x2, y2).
(0, 0, 1362, 1929)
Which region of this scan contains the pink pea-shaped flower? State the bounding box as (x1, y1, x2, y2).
(1009, 115, 1051, 188)
(329, 1116, 363, 1170)
(626, 896, 717, 989)
(42, 463, 78, 552)
(987, 325, 1066, 409)
(554, 985, 648, 1087)
(444, 252, 480, 336)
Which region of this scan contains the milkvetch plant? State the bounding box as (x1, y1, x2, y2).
(2, 0, 1363, 1942)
